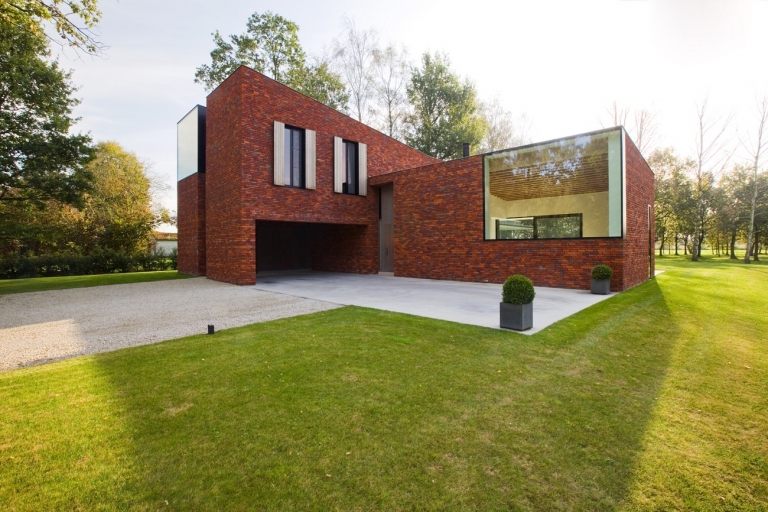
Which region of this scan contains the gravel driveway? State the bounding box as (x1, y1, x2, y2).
(0, 277, 338, 371)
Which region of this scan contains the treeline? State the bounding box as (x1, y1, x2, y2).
(0, 2, 172, 277)
(195, 13, 530, 159)
(652, 149, 767, 260)
(649, 100, 767, 262)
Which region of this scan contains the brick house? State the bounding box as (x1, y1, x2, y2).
(177, 66, 654, 291)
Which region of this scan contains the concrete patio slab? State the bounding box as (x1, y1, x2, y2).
(252, 272, 615, 334)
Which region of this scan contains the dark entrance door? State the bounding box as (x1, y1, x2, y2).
(379, 184, 393, 272)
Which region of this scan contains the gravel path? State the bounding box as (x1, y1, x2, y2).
(0, 277, 339, 371)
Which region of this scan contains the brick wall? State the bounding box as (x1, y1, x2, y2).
(194, 66, 653, 290)
(370, 155, 639, 290)
(203, 66, 436, 285)
(177, 172, 205, 275)
(205, 73, 255, 284)
(622, 133, 655, 289)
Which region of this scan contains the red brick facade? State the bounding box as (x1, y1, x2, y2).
(200, 66, 434, 284)
(177, 66, 654, 290)
(370, 158, 631, 290)
(622, 133, 656, 288)
(177, 172, 205, 275)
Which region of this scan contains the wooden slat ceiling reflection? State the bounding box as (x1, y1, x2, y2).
(489, 152, 609, 201)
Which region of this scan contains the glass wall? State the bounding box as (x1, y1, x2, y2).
(484, 128, 623, 240)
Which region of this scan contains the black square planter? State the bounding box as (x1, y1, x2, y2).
(499, 302, 533, 331)
(591, 278, 611, 295)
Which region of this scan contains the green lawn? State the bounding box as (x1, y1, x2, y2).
(1, 257, 766, 510)
(0, 271, 189, 295)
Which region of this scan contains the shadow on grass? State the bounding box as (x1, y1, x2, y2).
(80, 276, 679, 510)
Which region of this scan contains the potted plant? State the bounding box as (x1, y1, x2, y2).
(591, 264, 613, 295)
(500, 274, 535, 331)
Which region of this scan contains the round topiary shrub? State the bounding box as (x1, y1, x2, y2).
(591, 264, 613, 281)
(502, 274, 535, 304)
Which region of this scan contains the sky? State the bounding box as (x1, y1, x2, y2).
(57, 0, 768, 224)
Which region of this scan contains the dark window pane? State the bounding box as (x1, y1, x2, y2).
(283, 126, 305, 188)
(497, 218, 534, 239)
(284, 127, 291, 184)
(536, 214, 582, 239)
(342, 140, 358, 195)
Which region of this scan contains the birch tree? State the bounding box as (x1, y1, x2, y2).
(633, 109, 657, 155)
(333, 20, 378, 122)
(691, 100, 730, 261)
(742, 97, 768, 263)
(372, 45, 409, 139)
(478, 99, 530, 153)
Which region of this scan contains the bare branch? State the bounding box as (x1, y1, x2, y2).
(333, 18, 378, 122)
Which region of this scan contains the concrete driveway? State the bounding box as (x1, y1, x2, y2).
(0, 278, 338, 371)
(252, 272, 615, 334)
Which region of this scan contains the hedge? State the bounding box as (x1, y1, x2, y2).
(0, 249, 177, 279)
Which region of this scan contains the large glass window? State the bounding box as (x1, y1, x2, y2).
(484, 128, 623, 240)
(284, 125, 305, 188)
(342, 140, 359, 195)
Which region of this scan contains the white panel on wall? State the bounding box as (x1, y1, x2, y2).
(305, 129, 316, 189)
(273, 121, 285, 186)
(358, 142, 367, 196)
(333, 136, 344, 193)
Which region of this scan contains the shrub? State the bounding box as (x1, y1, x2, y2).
(0, 250, 177, 279)
(592, 264, 613, 281)
(502, 274, 535, 304)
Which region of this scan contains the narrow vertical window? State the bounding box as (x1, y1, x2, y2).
(342, 140, 359, 195)
(283, 125, 306, 188)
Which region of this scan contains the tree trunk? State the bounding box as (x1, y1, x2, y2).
(754, 231, 760, 261)
(696, 231, 704, 260)
(675, 233, 680, 256)
(691, 234, 700, 261)
(730, 231, 737, 259)
(744, 100, 766, 263)
(684, 235, 688, 255)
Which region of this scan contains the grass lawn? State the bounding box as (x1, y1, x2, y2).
(0, 257, 766, 510)
(0, 271, 189, 295)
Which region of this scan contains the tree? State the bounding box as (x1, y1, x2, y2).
(404, 53, 486, 159)
(288, 58, 349, 112)
(633, 109, 657, 156)
(372, 44, 409, 139)
(78, 142, 155, 254)
(743, 97, 768, 263)
(333, 20, 377, 122)
(1, 0, 102, 54)
(603, 101, 657, 156)
(714, 165, 752, 258)
(649, 148, 696, 255)
(0, 14, 92, 209)
(691, 100, 731, 260)
(194, 11, 347, 110)
(478, 99, 530, 153)
(606, 101, 629, 127)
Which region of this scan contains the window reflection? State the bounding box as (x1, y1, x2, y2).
(484, 129, 622, 240)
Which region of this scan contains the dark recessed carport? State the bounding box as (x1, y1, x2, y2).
(255, 220, 370, 274)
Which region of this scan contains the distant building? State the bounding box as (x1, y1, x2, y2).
(151, 231, 177, 255)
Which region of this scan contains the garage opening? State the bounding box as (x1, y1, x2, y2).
(255, 220, 371, 274)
